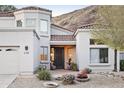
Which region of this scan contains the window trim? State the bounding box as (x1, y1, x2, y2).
(40, 46, 48, 61)
(90, 48, 109, 64)
(120, 52, 124, 60)
(40, 19, 48, 33)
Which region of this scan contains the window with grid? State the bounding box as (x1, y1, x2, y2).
(40, 46, 48, 61)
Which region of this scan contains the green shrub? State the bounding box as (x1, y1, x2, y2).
(120, 60, 124, 71)
(37, 69, 51, 80)
(71, 63, 78, 71)
(35, 65, 47, 73)
(62, 74, 75, 85)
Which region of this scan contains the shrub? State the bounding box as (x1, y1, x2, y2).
(84, 68, 92, 74)
(37, 69, 51, 80)
(120, 60, 124, 71)
(71, 63, 78, 71)
(62, 74, 75, 85)
(35, 65, 47, 73)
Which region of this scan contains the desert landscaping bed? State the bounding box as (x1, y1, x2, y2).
(8, 70, 124, 88)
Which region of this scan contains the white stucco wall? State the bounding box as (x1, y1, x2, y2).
(0, 29, 38, 75)
(76, 30, 90, 70)
(0, 17, 15, 28)
(75, 29, 115, 72)
(14, 10, 51, 70)
(33, 32, 40, 71)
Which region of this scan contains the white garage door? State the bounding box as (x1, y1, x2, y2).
(0, 47, 19, 74)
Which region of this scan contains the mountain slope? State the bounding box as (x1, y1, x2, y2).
(52, 6, 98, 32)
(52, 5, 124, 32)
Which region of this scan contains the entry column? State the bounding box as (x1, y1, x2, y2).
(75, 29, 90, 70)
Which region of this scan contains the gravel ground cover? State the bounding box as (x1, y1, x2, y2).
(9, 70, 124, 88)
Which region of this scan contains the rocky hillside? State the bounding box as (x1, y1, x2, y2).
(52, 5, 123, 32)
(52, 6, 98, 32)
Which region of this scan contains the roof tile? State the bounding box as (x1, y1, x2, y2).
(51, 35, 75, 41)
(0, 12, 14, 17)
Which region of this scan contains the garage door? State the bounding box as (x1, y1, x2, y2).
(0, 47, 19, 74)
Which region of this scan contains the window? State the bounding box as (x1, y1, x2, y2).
(16, 20, 22, 27)
(90, 48, 108, 63)
(40, 20, 48, 33)
(25, 46, 28, 51)
(26, 19, 36, 27)
(50, 48, 54, 62)
(40, 46, 48, 61)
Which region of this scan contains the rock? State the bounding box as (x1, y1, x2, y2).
(43, 82, 59, 88)
(121, 76, 124, 78)
(55, 77, 62, 81)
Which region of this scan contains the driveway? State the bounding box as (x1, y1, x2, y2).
(0, 75, 17, 88)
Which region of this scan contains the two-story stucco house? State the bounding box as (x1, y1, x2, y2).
(0, 6, 123, 75)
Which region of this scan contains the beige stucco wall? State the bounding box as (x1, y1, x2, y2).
(64, 46, 76, 69)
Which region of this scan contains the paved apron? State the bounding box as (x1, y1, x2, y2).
(0, 75, 17, 88)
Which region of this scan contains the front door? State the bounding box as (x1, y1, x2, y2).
(54, 47, 64, 69)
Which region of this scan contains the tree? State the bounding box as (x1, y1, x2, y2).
(0, 5, 17, 12)
(91, 6, 124, 71)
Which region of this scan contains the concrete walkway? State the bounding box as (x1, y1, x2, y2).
(0, 75, 17, 88)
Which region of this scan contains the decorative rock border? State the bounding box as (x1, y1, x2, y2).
(76, 77, 90, 82)
(93, 72, 124, 78)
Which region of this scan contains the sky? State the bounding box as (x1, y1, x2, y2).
(16, 5, 89, 17)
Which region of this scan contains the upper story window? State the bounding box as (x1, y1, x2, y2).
(26, 19, 36, 27)
(40, 20, 48, 33)
(16, 20, 22, 27)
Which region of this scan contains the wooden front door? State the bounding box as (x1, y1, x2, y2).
(54, 47, 64, 69)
